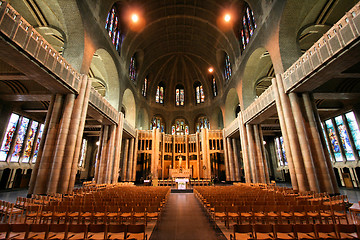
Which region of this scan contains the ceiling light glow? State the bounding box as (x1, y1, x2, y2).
(208, 67, 214, 73)
(131, 14, 139, 23)
(224, 14, 231, 22)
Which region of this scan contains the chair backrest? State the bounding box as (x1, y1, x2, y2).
(233, 224, 252, 233)
(0, 223, 10, 239)
(335, 223, 358, 238)
(127, 224, 145, 234)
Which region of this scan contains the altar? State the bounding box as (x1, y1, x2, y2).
(175, 178, 189, 189)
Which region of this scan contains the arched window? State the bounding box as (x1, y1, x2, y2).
(150, 116, 165, 133)
(105, 5, 125, 55)
(129, 54, 137, 82)
(194, 81, 205, 104)
(142, 76, 148, 97)
(237, 3, 257, 52)
(211, 75, 217, 97)
(224, 53, 232, 82)
(172, 119, 189, 135)
(156, 82, 165, 104)
(196, 116, 210, 132)
(175, 84, 185, 106)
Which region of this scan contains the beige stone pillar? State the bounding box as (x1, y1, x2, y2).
(33, 94, 64, 195)
(258, 125, 270, 184)
(272, 78, 298, 190)
(253, 125, 266, 183)
(28, 95, 55, 197)
(68, 75, 91, 191)
(232, 138, 240, 181)
(121, 139, 130, 181)
(302, 93, 334, 193)
(126, 138, 135, 181)
(205, 129, 211, 178)
(112, 113, 124, 183)
(94, 126, 104, 183)
(196, 132, 201, 179)
(131, 131, 139, 181)
(98, 126, 109, 184)
(222, 130, 230, 181)
(276, 74, 308, 192)
(161, 133, 165, 179)
(226, 138, 235, 181)
(105, 125, 116, 184)
(185, 135, 189, 170)
(58, 75, 88, 193)
(238, 113, 251, 183)
(289, 92, 320, 193)
(246, 124, 257, 182)
(47, 94, 75, 194)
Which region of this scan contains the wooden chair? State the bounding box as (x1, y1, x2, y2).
(227, 206, 240, 225)
(314, 223, 337, 239)
(2, 202, 23, 223)
(87, 224, 107, 239)
(229, 224, 253, 240)
(239, 206, 253, 224)
(0, 223, 10, 239)
(8, 223, 30, 239)
(253, 224, 274, 240)
(291, 206, 307, 224)
(304, 205, 320, 224)
(132, 206, 146, 225)
(105, 206, 120, 224)
(107, 224, 127, 240)
(119, 206, 132, 224)
(278, 206, 293, 224)
(274, 224, 296, 240)
(213, 206, 228, 228)
(331, 204, 349, 224)
(252, 206, 267, 224)
(66, 224, 87, 240)
(39, 205, 54, 223)
(47, 223, 68, 239)
(126, 224, 147, 240)
(318, 205, 333, 224)
(28, 223, 49, 239)
(293, 224, 316, 239)
(25, 205, 41, 224)
(335, 224, 359, 239)
(146, 206, 159, 225)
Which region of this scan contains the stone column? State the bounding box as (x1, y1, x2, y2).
(222, 130, 230, 181)
(276, 74, 308, 192)
(289, 92, 320, 193)
(226, 138, 235, 181)
(253, 125, 266, 183)
(131, 131, 139, 181)
(246, 124, 257, 182)
(232, 138, 240, 181)
(196, 132, 201, 179)
(205, 129, 212, 178)
(185, 134, 189, 170)
(47, 94, 75, 194)
(105, 125, 116, 184)
(28, 95, 55, 197)
(302, 93, 335, 193)
(238, 113, 251, 183)
(112, 113, 124, 183)
(0, 103, 12, 145)
(122, 139, 130, 181)
(58, 75, 88, 193)
(271, 78, 298, 190)
(33, 94, 64, 195)
(127, 137, 135, 181)
(68, 75, 91, 191)
(94, 126, 104, 183)
(258, 125, 270, 184)
(98, 125, 109, 184)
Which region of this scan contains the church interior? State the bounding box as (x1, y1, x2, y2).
(1, 0, 360, 239)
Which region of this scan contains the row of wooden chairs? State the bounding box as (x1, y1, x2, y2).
(0, 201, 22, 223)
(230, 223, 360, 239)
(0, 223, 147, 240)
(23, 205, 161, 225)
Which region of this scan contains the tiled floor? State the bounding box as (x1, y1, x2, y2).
(150, 193, 226, 240)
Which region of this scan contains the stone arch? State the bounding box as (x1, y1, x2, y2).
(224, 88, 240, 127)
(122, 89, 136, 127)
(136, 107, 149, 130)
(89, 48, 120, 109)
(241, 47, 273, 109)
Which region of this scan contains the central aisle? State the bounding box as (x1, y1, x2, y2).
(150, 193, 226, 240)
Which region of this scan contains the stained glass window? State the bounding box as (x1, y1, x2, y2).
(159, 86, 164, 104)
(237, 5, 256, 52)
(325, 119, 342, 161)
(105, 6, 124, 54)
(0, 114, 19, 161)
(142, 76, 148, 97)
(32, 124, 44, 163)
(279, 137, 287, 165)
(335, 116, 354, 160)
(194, 82, 204, 104)
(172, 119, 188, 135)
(129, 55, 136, 82)
(11, 117, 30, 162)
(224, 53, 232, 82)
(150, 116, 165, 133)
(345, 112, 360, 155)
(79, 139, 87, 167)
(196, 116, 210, 132)
(176, 85, 185, 106)
(22, 121, 39, 163)
(275, 137, 284, 166)
(212, 75, 217, 97)
(196, 86, 200, 104)
(156, 86, 160, 103)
